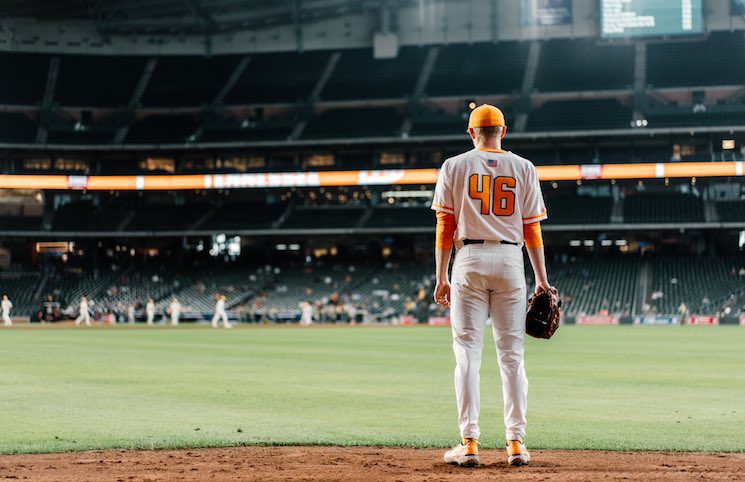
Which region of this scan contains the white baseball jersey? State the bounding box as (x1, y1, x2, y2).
(215, 299, 226, 312)
(146, 301, 155, 314)
(432, 148, 547, 243)
(2, 299, 12, 313)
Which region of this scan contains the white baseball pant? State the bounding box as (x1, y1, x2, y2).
(212, 310, 229, 327)
(2, 312, 11, 326)
(75, 312, 91, 326)
(450, 241, 528, 442)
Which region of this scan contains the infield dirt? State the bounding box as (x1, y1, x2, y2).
(0, 446, 742, 481)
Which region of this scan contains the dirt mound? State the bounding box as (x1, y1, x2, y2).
(1, 446, 742, 481)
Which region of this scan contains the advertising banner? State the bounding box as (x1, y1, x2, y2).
(576, 315, 620, 325)
(428, 316, 450, 326)
(688, 315, 719, 325)
(634, 315, 681, 325)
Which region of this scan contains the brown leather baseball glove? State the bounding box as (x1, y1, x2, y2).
(526, 286, 561, 339)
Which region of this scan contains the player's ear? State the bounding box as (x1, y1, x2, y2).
(467, 128, 476, 140)
(500, 126, 507, 139)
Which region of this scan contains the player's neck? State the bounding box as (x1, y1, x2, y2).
(474, 139, 502, 152)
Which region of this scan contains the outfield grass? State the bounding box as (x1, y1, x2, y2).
(0, 324, 744, 454)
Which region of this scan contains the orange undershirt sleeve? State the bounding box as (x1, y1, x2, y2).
(523, 222, 543, 249)
(435, 211, 456, 250)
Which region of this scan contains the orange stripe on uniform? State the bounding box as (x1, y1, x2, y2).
(522, 211, 547, 221)
(432, 203, 454, 211)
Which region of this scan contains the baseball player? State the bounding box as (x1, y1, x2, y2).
(299, 301, 314, 326)
(433, 104, 550, 468)
(75, 296, 91, 326)
(2, 295, 12, 327)
(168, 297, 181, 326)
(211, 294, 232, 329)
(145, 298, 156, 326)
(128, 304, 136, 324)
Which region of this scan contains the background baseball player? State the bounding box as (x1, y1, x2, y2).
(433, 104, 551, 467)
(128, 303, 136, 324)
(211, 294, 232, 328)
(168, 297, 181, 326)
(2, 295, 12, 327)
(146, 298, 156, 326)
(75, 296, 91, 326)
(299, 301, 314, 326)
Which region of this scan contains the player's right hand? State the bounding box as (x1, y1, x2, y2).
(434, 281, 451, 307)
(535, 281, 552, 295)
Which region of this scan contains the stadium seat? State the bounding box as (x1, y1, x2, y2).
(543, 195, 612, 224)
(624, 192, 704, 223)
(527, 99, 632, 131)
(647, 32, 745, 88)
(125, 114, 199, 143)
(534, 39, 634, 92)
(141, 56, 239, 107)
(202, 202, 286, 230)
(321, 47, 427, 100)
(425, 41, 528, 96)
(0, 112, 38, 143)
(0, 53, 49, 105)
(716, 202, 745, 222)
(281, 207, 366, 229)
(126, 204, 210, 231)
(648, 257, 745, 314)
(224, 51, 330, 104)
(55, 55, 146, 107)
(302, 107, 403, 139)
(365, 207, 434, 228)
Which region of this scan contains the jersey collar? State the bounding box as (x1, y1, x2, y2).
(478, 147, 506, 153)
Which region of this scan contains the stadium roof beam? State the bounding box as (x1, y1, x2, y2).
(114, 58, 158, 144)
(80, 0, 400, 37)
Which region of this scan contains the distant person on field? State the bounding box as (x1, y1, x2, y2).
(2, 295, 12, 327)
(169, 297, 181, 326)
(146, 298, 156, 326)
(128, 304, 136, 324)
(211, 294, 232, 329)
(75, 296, 91, 326)
(299, 301, 313, 326)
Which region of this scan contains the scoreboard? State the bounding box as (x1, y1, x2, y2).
(600, 0, 704, 38)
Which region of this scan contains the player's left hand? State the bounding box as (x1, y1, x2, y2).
(434, 281, 451, 307)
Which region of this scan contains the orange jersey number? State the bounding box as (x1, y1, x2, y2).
(468, 174, 516, 217)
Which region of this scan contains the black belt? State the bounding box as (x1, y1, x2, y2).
(463, 239, 519, 246)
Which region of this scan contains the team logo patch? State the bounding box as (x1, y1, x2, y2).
(486, 159, 499, 167)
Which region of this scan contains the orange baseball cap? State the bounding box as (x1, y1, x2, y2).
(468, 104, 506, 129)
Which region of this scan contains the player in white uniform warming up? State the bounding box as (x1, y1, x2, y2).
(146, 299, 156, 326)
(433, 105, 551, 468)
(2, 295, 12, 327)
(75, 296, 91, 326)
(211, 295, 232, 328)
(169, 297, 181, 326)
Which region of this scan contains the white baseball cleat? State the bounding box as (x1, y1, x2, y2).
(506, 439, 531, 466)
(444, 438, 479, 467)
(224, 324, 233, 329)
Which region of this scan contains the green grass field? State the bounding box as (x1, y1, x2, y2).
(1, 324, 744, 454)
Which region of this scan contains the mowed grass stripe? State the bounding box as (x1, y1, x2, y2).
(0, 325, 743, 453)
